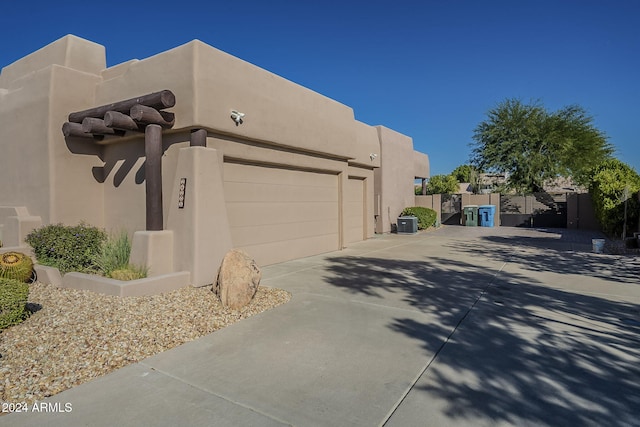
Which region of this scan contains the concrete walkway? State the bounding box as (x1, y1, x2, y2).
(4, 226, 640, 426)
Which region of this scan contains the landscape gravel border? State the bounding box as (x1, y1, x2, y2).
(0, 282, 291, 407)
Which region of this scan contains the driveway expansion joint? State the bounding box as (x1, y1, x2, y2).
(139, 362, 292, 426)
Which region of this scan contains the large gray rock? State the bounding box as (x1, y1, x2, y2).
(215, 250, 261, 309)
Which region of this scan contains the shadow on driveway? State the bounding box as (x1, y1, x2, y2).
(324, 229, 640, 426)
(450, 229, 639, 285)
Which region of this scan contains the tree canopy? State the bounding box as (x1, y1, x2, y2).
(588, 159, 640, 236)
(451, 164, 481, 193)
(424, 174, 459, 195)
(471, 99, 613, 193)
(451, 164, 479, 183)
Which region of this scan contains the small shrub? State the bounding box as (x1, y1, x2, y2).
(25, 223, 107, 274)
(401, 207, 437, 230)
(93, 231, 133, 276)
(108, 265, 148, 281)
(0, 251, 34, 282)
(0, 277, 30, 330)
(92, 231, 148, 280)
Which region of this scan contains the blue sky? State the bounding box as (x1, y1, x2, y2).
(2, 1, 638, 176)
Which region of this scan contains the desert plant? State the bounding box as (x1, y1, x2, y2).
(108, 265, 148, 281)
(401, 207, 437, 230)
(25, 223, 107, 274)
(92, 231, 133, 276)
(92, 231, 148, 280)
(0, 251, 34, 282)
(0, 277, 30, 330)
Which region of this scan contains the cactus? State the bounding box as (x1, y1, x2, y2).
(0, 251, 34, 283)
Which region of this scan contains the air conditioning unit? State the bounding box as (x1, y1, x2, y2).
(397, 216, 418, 234)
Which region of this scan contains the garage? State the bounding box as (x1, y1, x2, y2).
(345, 177, 366, 244)
(223, 162, 340, 265)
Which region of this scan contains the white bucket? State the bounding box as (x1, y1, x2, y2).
(592, 238, 605, 254)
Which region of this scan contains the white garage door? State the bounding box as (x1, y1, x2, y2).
(224, 162, 340, 266)
(345, 177, 365, 244)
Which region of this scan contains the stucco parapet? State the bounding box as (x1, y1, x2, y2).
(0, 35, 105, 87)
(93, 38, 359, 160)
(353, 120, 381, 168)
(101, 60, 140, 81)
(375, 125, 415, 152)
(413, 151, 430, 179)
(189, 40, 357, 159)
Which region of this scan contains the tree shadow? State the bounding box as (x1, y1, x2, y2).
(323, 231, 640, 426)
(447, 229, 640, 285)
(389, 279, 640, 426)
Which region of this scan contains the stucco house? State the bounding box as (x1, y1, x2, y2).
(0, 35, 429, 289)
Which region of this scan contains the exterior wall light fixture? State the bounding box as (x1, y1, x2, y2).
(230, 110, 245, 125)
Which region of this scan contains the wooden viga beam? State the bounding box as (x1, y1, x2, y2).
(64, 104, 175, 138)
(81, 117, 126, 136)
(68, 90, 175, 123)
(104, 111, 143, 132)
(62, 122, 96, 139)
(130, 105, 175, 128)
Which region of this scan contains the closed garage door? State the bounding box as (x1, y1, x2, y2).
(224, 162, 339, 265)
(345, 177, 365, 244)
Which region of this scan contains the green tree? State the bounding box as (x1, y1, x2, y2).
(425, 174, 459, 195)
(451, 164, 481, 193)
(588, 159, 640, 236)
(451, 164, 474, 182)
(471, 99, 613, 193)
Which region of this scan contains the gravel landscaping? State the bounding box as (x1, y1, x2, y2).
(0, 282, 290, 406)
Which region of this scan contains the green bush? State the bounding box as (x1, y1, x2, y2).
(25, 223, 107, 274)
(0, 277, 30, 330)
(401, 207, 437, 230)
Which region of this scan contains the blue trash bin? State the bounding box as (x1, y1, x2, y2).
(479, 205, 496, 227)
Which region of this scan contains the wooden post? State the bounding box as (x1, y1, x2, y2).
(422, 178, 427, 195)
(190, 128, 207, 147)
(145, 124, 163, 231)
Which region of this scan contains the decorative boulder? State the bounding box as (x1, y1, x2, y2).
(215, 250, 261, 309)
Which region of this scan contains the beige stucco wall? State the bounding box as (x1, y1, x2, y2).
(374, 126, 430, 233)
(0, 36, 105, 227)
(414, 151, 430, 179)
(0, 34, 429, 278)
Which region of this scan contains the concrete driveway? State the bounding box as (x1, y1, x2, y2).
(4, 226, 640, 426)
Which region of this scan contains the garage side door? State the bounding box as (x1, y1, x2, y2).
(345, 177, 365, 244)
(224, 162, 339, 265)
